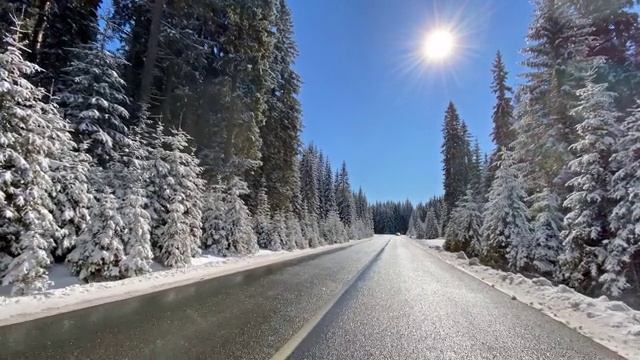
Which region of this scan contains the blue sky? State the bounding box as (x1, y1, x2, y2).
(289, 0, 534, 204)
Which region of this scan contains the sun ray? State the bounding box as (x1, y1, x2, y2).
(388, 0, 495, 102)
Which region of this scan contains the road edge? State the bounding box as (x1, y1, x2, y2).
(0, 237, 375, 328)
(404, 237, 630, 360)
(270, 236, 393, 360)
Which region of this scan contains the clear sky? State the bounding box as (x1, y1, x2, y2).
(289, 0, 534, 204)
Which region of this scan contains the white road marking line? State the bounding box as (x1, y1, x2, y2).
(269, 239, 390, 360)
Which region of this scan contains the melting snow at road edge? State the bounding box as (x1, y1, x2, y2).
(415, 238, 640, 360)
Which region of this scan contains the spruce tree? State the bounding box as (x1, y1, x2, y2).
(0, 23, 78, 294)
(441, 102, 468, 223)
(529, 189, 564, 277)
(56, 40, 130, 165)
(68, 185, 126, 283)
(481, 148, 531, 270)
(560, 78, 620, 292)
(606, 102, 640, 296)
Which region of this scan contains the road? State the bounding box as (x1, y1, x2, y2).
(0, 236, 625, 360)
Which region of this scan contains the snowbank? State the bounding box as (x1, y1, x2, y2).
(413, 238, 640, 360)
(0, 238, 372, 327)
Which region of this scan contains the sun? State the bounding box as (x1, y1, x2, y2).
(423, 30, 455, 60)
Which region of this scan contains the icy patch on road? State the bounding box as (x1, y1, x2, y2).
(412, 238, 640, 360)
(0, 237, 375, 327)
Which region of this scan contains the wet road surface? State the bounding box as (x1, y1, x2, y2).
(0, 236, 625, 360)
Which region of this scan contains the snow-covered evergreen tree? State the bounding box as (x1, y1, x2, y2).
(56, 41, 130, 165)
(221, 177, 259, 256)
(424, 208, 439, 239)
(67, 187, 126, 283)
(605, 101, 640, 296)
(300, 207, 322, 248)
(202, 184, 228, 252)
(148, 127, 205, 267)
(48, 149, 93, 260)
(322, 210, 347, 245)
(286, 213, 306, 249)
(481, 148, 531, 270)
(253, 187, 279, 250)
(560, 78, 620, 293)
(445, 188, 482, 255)
(272, 211, 292, 251)
(529, 189, 564, 277)
(0, 23, 77, 294)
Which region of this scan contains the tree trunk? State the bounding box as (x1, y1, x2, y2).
(223, 76, 238, 167)
(27, 0, 51, 62)
(139, 0, 164, 104)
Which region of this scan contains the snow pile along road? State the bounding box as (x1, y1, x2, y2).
(413, 238, 640, 360)
(0, 238, 372, 327)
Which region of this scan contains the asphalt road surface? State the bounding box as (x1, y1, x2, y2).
(0, 235, 625, 360)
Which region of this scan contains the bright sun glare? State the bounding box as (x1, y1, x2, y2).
(423, 30, 455, 60)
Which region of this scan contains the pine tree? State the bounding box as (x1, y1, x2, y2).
(490, 51, 516, 149)
(67, 186, 126, 283)
(286, 213, 306, 249)
(56, 40, 130, 165)
(441, 102, 469, 223)
(301, 207, 322, 248)
(529, 188, 564, 277)
(445, 188, 483, 255)
(300, 145, 320, 217)
(481, 148, 531, 270)
(606, 101, 640, 296)
(31, 0, 101, 91)
(151, 128, 205, 267)
(222, 177, 259, 256)
(0, 23, 78, 294)
(560, 78, 620, 293)
(335, 161, 355, 227)
(254, 187, 279, 251)
(515, 0, 596, 195)
(272, 211, 292, 251)
(424, 208, 439, 239)
(258, 0, 302, 214)
(322, 210, 347, 245)
(48, 146, 93, 261)
(202, 185, 229, 252)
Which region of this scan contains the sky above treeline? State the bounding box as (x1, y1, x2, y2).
(290, 0, 533, 204)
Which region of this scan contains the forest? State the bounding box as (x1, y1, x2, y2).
(406, 0, 640, 304)
(0, 0, 373, 295)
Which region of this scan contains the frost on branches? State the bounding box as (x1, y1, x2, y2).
(444, 188, 482, 256)
(0, 25, 77, 295)
(67, 189, 126, 282)
(481, 148, 531, 270)
(147, 127, 204, 267)
(529, 189, 564, 277)
(56, 42, 130, 165)
(274, 212, 294, 251)
(202, 185, 229, 253)
(215, 177, 259, 256)
(287, 213, 306, 249)
(560, 79, 619, 294)
(254, 187, 280, 251)
(322, 211, 347, 245)
(606, 102, 640, 296)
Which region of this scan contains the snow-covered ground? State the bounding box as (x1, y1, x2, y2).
(0, 238, 372, 327)
(413, 237, 640, 360)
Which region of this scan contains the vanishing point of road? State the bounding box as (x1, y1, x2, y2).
(0, 235, 625, 360)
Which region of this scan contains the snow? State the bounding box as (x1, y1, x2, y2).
(0, 237, 373, 327)
(413, 237, 640, 360)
